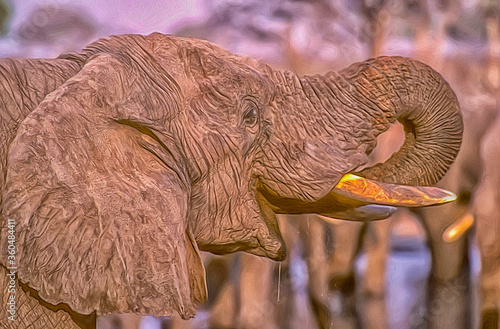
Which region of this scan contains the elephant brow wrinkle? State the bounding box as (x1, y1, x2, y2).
(116, 119, 164, 146)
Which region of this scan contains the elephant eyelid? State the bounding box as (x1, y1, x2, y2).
(243, 105, 259, 128)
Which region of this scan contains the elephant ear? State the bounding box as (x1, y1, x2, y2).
(1, 54, 206, 318)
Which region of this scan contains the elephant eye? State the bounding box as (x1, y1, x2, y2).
(243, 106, 259, 128)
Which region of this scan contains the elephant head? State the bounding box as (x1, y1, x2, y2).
(0, 33, 462, 321)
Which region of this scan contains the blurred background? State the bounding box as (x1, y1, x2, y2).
(1, 0, 498, 328)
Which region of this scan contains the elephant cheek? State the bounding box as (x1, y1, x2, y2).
(190, 195, 286, 261)
(192, 216, 286, 261)
(253, 191, 287, 261)
(256, 140, 365, 203)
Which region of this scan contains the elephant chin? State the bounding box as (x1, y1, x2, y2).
(259, 173, 457, 222)
(192, 190, 287, 261)
(247, 237, 287, 261)
(198, 239, 286, 262)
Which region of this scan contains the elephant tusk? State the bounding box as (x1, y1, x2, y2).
(332, 173, 457, 207)
(319, 204, 398, 222)
(442, 212, 474, 243)
(258, 173, 456, 222)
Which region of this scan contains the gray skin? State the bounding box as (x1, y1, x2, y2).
(0, 33, 462, 329)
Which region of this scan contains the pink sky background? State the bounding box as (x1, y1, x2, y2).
(9, 0, 203, 35)
(0, 0, 206, 57)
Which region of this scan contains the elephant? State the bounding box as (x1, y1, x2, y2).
(321, 50, 499, 329)
(0, 33, 463, 329)
(308, 8, 500, 328)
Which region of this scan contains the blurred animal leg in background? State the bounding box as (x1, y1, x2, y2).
(357, 219, 392, 329)
(476, 11, 500, 329)
(206, 255, 235, 329)
(96, 314, 143, 329)
(236, 253, 278, 329)
(274, 214, 308, 329)
(474, 102, 500, 329)
(199, 253, 279, 329)
(325, 219, 364, 329)
(300, 215, 337, 329)
(416, 165, 472, 329)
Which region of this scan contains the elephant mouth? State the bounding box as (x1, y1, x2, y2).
(260, 173, 456, 222)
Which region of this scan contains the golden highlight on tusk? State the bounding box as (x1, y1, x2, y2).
(442, 212, 475, 243)
(333, 173, 457, 207)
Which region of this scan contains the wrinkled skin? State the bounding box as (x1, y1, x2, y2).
(0, 33, 462, 328)
(301, 124, 404, 329)
(197, 3, 497, 329)
(303, 50, 500, 329)
(314, 53, 499, 329)
(411, 53, 499, 329)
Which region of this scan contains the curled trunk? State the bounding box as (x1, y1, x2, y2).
(305, 56, 463, 186)
(257, 56, 462, 207)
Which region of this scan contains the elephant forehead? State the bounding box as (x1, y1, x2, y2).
(147, 34, 274, 99)
(188, 60, 273, 101)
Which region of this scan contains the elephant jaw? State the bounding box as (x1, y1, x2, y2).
(260, 173, 457, 221)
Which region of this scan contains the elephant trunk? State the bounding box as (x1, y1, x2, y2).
(307, 56, 463, 186)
